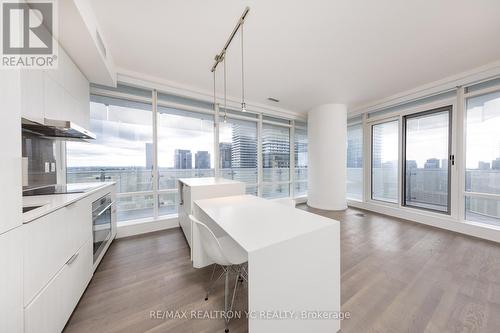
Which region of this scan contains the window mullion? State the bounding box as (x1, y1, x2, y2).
(257, 113, 263, 197)
(152, 89, 159, 218)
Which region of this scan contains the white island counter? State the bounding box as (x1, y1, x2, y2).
(193, 195, 341, 333)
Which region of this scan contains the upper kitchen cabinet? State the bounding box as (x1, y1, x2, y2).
(43, 47, 90, 128)
(20, 70, 44, 124)
(21, 46, 90, 129)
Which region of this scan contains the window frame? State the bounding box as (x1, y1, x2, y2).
(66, 84, 308, 225)
(369, 117, 400, 205)
(401, 106, 453, 215)
(463, 86, 500, 225)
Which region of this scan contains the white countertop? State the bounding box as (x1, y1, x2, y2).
(22, 182, 115, 224)
(194, 194, 337, 253)
(178, 177, 244, 187)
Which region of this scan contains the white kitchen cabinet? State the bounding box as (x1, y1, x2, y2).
(0, 70, 22, 235)
(178, 178, 245, 250)
(0, 226, 23, 333)
(24, 239, 93, 333)
(43, 74, 66, 122)
(22, 44, 90, 128)
(20, 70, 44, 123)
(24, 198, 90, 306)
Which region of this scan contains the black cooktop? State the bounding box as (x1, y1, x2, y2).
(23, 185, 86, 196)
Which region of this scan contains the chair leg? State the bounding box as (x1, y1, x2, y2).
(224, 267, 230, 333)
(205, 266, 225, 301)
(230, 266, 241, 313)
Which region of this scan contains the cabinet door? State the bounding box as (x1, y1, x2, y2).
(0, 70, 22, 234)
(20, 70, 44, 123)
(23, 199, 89, 306)
(24, 239, 93, 333)
(0, 227, 23, 333)
(43, 74, 66, 121)
(63, 50, 90, 128)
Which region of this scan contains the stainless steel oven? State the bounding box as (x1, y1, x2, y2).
(92, 194, 113, 263)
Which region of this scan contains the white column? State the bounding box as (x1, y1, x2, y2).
(307, 104, 347, 210)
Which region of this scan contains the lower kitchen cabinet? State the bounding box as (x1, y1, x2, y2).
(0, 226, 23, 333)
(24, 239, 93, 333)
(24, 198, 91, 306)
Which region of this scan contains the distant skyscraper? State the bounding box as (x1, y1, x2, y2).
(424, 158, 440, 169)
(174, 149, 192, 169)
(347, 125, 363, 168)
(262, 126, 290, 168)
(145, 143, 153, 169)
(231, 124, 257, 168)
(478, 161, 491, 170)
(492, 158, 500, 170)
(406, 160, 418, 169)
(195, 151, 211, 169)
(441, 159, 448, 169)
(219, 143, 232, 169)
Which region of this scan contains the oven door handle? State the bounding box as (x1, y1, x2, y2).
(96, 202, 113, 217)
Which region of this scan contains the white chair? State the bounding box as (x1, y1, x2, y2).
(189, 215, 247, 333)
(270, 197, 296, 207)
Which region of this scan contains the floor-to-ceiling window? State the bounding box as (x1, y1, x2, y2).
(219, 113, 258, 195)
(294, 121, 308, 197)
(262, 117, 291, 199)
(347, 122, 363, 201)
(67, 84, 307, 225)
(157, 104, 214, 215)
(66, 93, 154, 222)
(371, 120, 399, 203)
(403, 107, 451, 213)
(465, 90, 500, 226)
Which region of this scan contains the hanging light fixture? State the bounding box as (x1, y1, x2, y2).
(223, 53, 227, 123)
(210, 7, 250, 119)
(240, 22, 246, 112)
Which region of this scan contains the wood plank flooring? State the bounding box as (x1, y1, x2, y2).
(64, 205, 500, 333)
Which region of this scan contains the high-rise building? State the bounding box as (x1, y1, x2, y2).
(478, 161, 491, 170)
(406, 160, 417, 169)
(231, 124, 257, 168)
(262, 127, 290, 168)
(424, 158, 440, 169)
(145, 143, 153, 170)
(174, 149, 192, 169)
(219, 143, 232, 168)
(347, 125, 363, 168)
(441, 158, 448, 170)
(492, 158, 500, 170)
(195, 151, 211, 169)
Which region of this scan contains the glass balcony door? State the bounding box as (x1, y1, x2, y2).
(402, 107, 451, 213)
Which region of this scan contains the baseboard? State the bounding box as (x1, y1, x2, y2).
(116, 216, 179, 238)
(347, 200, 500, 243)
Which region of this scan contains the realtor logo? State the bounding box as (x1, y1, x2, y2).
(1, 0, 58, 68)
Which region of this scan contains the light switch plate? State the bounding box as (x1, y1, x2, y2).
(51, 162, 56, 172)
(45, 162, 50, 173)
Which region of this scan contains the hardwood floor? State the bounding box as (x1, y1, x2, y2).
(64, 205, 500, 333)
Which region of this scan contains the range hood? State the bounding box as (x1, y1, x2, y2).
(22, 118, 96, 141)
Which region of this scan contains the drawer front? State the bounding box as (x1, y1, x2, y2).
(24, 199, 91, 305)
(24, 239, 92, 333)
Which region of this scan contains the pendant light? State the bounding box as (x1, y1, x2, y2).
(213, 66, 216, 114)
(240, 22, 246, 112)
(223, 53, 227, 123)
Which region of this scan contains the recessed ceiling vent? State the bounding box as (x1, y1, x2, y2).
(267, 97, 280, 103)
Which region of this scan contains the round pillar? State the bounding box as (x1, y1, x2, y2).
(307, 104, 347, 210)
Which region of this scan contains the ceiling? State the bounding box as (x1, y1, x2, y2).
(90, 0, 500, 113)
